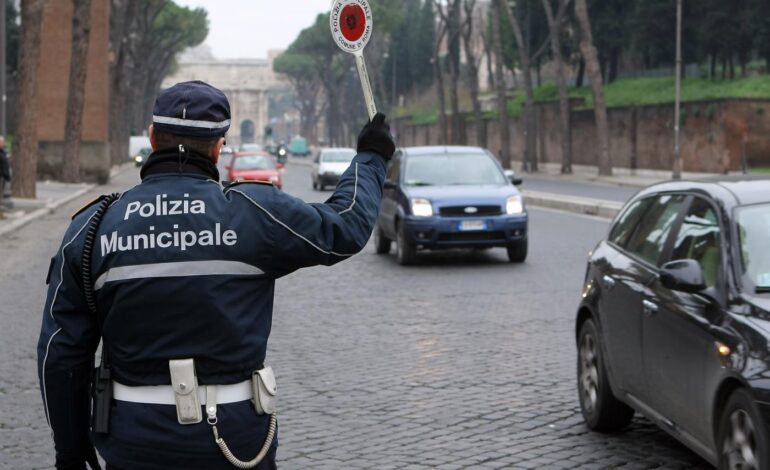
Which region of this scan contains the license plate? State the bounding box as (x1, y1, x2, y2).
(459, 220, 487, 231)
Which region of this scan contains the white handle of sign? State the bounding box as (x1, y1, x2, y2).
(354, 50, 377, 121)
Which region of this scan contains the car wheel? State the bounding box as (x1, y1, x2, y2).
(312, 180, 318, 190)
(320, 183, 325, 191)
(506, 239, 528, 263)
(577, 318, 634, 432)
(396, 222, 417, 265)
(374, 224, 391, 255)
(718, 388, 769, 470)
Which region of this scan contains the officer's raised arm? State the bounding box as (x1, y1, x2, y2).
(229, 113, 395, 276)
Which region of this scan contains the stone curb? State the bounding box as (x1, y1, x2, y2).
(0, 185, 94, 238)
(0, 164, 135, 239)
(523, 190, 624, 219)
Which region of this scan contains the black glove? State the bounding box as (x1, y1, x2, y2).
(56, 444, 102, 470)
(357, 112, 395, 161)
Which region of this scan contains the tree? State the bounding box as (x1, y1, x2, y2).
(274, 48, 324, 143)
(461, 0, 485, 146)
(541, 0, 572, 173)
(500, 0, 549, 172)
(575, 0, 611, 176)
(107, 1, 208, 167)
(12, 0, 46, 198)
(6, 2, 20, 76)
(61, 0, 93, 183)
(492, 0, 511, 169)
(433, 9, 449, 143)
(434, 0, 465, 144)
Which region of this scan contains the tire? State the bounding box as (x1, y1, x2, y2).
(395, 221, 417, 265)
(374, 224, 391, 255)
(718, 388, 769, 470)
(506, 239, 528, 263)
(577, 318, 634, 432)
(312, 180, 318, 190)
(320, 183, 325, 191)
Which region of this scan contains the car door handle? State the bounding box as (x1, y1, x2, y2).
(602, 275, 616, 290)
(642, 299, 659, 316)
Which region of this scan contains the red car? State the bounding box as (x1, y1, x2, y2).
(226, 152, 283, 189)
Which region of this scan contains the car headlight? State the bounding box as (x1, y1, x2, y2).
(270, 175, 280, 183)
(506, 195, 524, 214)
(411, 198, 434, 217)
(134, 155, 144, 163)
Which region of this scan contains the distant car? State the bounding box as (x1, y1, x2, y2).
(133, 147, 152, 167)
(575, 176, 770, 468)
(311, 148, 356, 191)
(239, 143, 263, 153)
(289, 137, 309, 157)
(375, 146, 527, 265)
(226, 152, 283, 189)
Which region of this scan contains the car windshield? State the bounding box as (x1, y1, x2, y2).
(404, 153, 506, 186)
(322, 150, 356, 163)
(241, 144, 262, 152)
(736, 203, 770, 293)
(233, 155, 275, 170)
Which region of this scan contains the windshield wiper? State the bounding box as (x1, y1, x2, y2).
(406, 181, 434, 186)
(755, 287, 770, 294)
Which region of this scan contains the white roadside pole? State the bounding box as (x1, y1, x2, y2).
(673, 0, 683, 180)
(330, 0, 377, 120)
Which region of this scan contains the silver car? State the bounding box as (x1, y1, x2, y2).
(311, 148, 356, 191)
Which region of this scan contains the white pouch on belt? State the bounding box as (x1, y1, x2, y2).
(169, 359, 202, 425)
(251, 366, 277, 415)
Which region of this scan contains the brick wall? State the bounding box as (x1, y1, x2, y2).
(36, 0, 110, 182)
(395, 98, 770, 173)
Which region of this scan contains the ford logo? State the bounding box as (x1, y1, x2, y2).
(464, 206, 479, 214)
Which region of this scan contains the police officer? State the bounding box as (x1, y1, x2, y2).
(37, 80, 395, 470)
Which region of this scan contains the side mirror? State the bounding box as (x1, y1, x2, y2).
(225, 165, 232, 171)
(660, 259, 706, 293)
(383, 180, 398, 190)
(277, 163, 285, 170)
(504, 169, 523, 186)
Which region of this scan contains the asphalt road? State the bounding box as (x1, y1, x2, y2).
(0, 159, 710, 469)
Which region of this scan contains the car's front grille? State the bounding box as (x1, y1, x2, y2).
(439, 205, 502, 217)
(437, 231, 506, 242)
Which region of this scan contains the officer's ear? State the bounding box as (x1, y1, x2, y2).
(211, 137, 225, 164)
(149, 125, 158, 152)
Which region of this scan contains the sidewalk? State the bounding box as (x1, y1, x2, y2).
(0, 164, 131, 238)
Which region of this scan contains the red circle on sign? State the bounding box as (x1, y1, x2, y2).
(341, 4, 366, 42)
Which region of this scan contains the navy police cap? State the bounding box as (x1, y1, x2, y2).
(152, 81, 231, 139)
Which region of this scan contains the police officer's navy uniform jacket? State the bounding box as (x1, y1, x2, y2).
(37, 147, 386, 469)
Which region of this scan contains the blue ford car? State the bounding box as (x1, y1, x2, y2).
(374, 146, 528, 265)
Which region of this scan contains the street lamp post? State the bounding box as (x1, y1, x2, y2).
(0, 0, 6, 137)
(673, 0, 683, 180)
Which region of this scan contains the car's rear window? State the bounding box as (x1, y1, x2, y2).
(233, 155, 275, 170)
(322, 150, 356, 163)
(404, 153, 505, 186)
(736, 203, 770, 292)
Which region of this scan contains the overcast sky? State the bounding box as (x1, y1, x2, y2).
(175, 0, 333, 59)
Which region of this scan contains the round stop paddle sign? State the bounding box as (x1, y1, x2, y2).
(330, 0, 373, 53)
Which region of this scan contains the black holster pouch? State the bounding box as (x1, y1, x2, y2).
(91, 360, 113, 434)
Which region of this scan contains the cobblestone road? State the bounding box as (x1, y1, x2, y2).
(0, 161, 710, 469)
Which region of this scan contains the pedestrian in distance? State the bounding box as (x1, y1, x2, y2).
(37, 80, 395, 470)
(0, 136, 11, 211)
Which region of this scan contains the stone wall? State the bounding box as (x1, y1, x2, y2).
(394, 98, 770, 173)
(35, 0, 111, 183)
